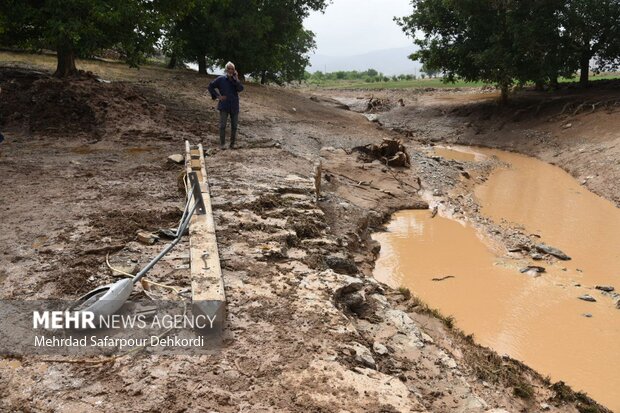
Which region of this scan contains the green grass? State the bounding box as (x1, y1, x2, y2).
(305, 77, 487, 90)
(558, 71, 620, 83)
(303, 71, 620, 90)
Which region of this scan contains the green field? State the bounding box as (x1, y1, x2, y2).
(304, 78, 487, 89)
(304, 71, 620, 90)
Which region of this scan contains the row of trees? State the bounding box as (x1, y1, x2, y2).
(0, 0, 327, 82)
(396, 0, 620, 101)
(305, 69, 428, 83)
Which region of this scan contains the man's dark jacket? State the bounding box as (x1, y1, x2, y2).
(208, 75, 244, 114)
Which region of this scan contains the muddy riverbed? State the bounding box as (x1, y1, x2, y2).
(1, 54, 617, 412)
(374, 145, 620, 411)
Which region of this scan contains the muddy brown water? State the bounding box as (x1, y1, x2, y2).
(374, 146, 620, 411)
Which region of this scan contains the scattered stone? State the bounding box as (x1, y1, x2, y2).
(325, 256, 358, 275)
(562, 123, 572, 129)
(258, 242, 287, 259)
(432, 189, 442, 196)
(595, 285, 615, 292)
(530, 253, 544, 260)
(540, 403, 551, 411)
(519, 265, 545, 274)
(334, 282, 365, 313)
(437, 349, 457, 369)
(578, 294, 596, 302)
(364, 113, 379, 122)
(109, 262, 139, 276)
(582, 313, 593, 318)
(460, 171, 471, 179)
(352, 343, 376, 369)
(535, 243, 571, 260)
(372, 342, 389, 355)
(137, 230, 159, 245)
(167, 154, 184, 164)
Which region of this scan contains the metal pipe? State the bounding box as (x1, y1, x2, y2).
(132, 200, 198, 283)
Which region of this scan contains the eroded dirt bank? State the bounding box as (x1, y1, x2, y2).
(319, 85, 620, 208)
(0, 56, 612, 412)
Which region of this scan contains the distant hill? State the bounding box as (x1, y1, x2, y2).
(308, 46, 421, 76)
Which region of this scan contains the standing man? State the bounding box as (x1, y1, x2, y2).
(208, 61, 244, 149)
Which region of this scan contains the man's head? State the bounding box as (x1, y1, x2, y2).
(225, 62, 236, 77)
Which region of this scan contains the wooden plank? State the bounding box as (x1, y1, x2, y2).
(185, 141, 226, 334)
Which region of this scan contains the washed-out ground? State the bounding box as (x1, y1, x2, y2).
(0, 52, 616, 412)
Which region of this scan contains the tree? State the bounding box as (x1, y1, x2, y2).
(0, 0, 165, 77)
(421, 63, 439, 78)
(163, 0, 327, 83)
(397, 0, 620, 97)
(561, 0, 620, 86)
(397, 0, 523, 102)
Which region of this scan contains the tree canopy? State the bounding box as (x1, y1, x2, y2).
(0, 0, 327, 82)
(164, 0, 327, 83)
(396, 0, 620, 100)
(0, 0, 165, 76)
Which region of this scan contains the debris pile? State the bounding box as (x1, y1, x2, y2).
(353, 138, 411, 167)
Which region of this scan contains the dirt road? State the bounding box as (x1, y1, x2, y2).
(0, 53, 613, 412)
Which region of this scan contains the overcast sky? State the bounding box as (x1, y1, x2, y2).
(304, 0, 414, 57)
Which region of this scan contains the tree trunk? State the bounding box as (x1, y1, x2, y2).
(534, 80, 544, 91)
(167, 54, 177, 69)
(548, 70, 560, 90)
(260, 70, 267, 85)
(500, 82, 509, 104)
(579, 52, 590, 87)
(197, 55, 207, 75)
(54, 45, 77, 77)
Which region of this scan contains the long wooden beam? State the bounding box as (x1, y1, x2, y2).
(185, 141, 226, 334)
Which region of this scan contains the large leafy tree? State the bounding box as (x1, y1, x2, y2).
(397, 0, 620, 96)
(0, 0, 166, 77)
(561, 0, 620, 85)
(164, 0, 327, 83)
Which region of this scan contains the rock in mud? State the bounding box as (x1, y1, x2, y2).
(535, 243, 571, 260)
(578, 294, 597, 302)
(351, 342, 376, 369)
(167, 154, 184, 164)
(373, 342, 389, 355)
(334, 282, 365, 313)
(325, 255, 358, 275)
(383, 309, 425, 348)
(519, 265, 545, 274)
(595, 285, 615, 292)
(137, 230, 159, 245)
(109, 262, 139, 276)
